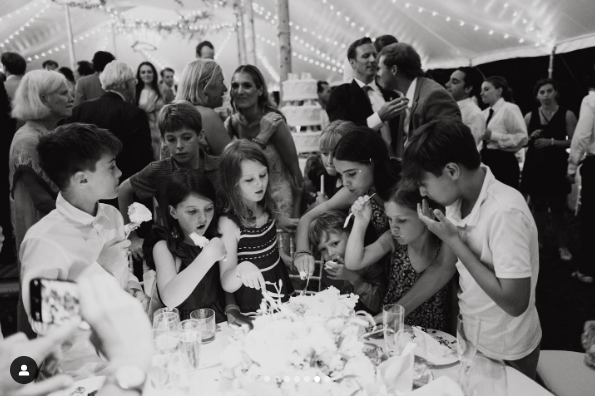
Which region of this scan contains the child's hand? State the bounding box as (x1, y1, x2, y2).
(236, 261, 267, 290)
(227, 309, 254, 330)
(350, 195, 373, 223)
(97, 237, 131, 273)
(202, 237, 227, 262)
(417, 203, 460, 246)
(314, 191, 328, 206)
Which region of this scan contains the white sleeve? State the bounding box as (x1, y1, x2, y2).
(489, 209, 534, 279)
(568, 96, 595, 174)
(490, 105, 528, 152)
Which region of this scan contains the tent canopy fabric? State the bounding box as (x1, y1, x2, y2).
(1, 0, 594, 86)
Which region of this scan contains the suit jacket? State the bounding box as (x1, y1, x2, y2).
(408, 77, 461, 134)
(67, 92, 154, 181)
(74, 72, 105, 107)
(326, 79, 401, 154)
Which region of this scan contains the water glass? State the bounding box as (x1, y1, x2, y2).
(457, 314, 481, 372)
(179, 329, 202, 371)
(582, 320, 595, 369)
(190, 308, 216, 344)
(153, 328, 180, 355)
(149, 354, 170, 390)
(382, 304, 405, 356)
(154, 307, 180, 319)
(463, 354, 508, 396)
(153, 311, 180, 331)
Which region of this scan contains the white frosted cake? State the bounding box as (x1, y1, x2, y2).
(281, 73, 318, 101)
(281, 104, 322, 127)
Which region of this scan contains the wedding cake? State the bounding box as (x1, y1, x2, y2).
(280, 73, 323, 155)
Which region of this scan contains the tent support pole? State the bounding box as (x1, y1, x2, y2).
(548, 46, 557, 78)
(276, 0, 292, 102)
(246, 0, 257, 65)
(64, 5, 76, 70)
(111, 22, 118, 58)
(233, 0, 247, 64)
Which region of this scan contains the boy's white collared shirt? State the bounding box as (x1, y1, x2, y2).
(446, 165, 542, 361)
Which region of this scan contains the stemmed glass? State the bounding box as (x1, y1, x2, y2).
(457, 314, 481, 382)
(463, 354, 508, 396)
(382, 304, 405, 356)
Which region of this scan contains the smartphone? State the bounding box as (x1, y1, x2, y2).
(30, 278, 80, 324)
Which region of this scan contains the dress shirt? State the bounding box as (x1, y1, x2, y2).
(568, 92, 595, 175)
(353, 78, 392, 146)
(403, 78, 418, 135)
(458, 97, 486, 148)
(483, 98, 528, 152)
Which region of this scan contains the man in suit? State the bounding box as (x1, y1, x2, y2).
(74, 51, 115, 107)
(327, 37, 408, 156)
(68, 61, 153, 185)
(377, 43, 461, 156)
(160, 67, 176, 103)
(1, 52, 26, 101)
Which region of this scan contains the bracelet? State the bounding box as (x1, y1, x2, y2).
(225, 304, 240, 315)
(551, 138, 554, 146)
(252, 137, 267, 149)
(293, 250, 312, 260)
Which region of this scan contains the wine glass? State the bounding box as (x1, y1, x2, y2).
(382, 304, 405, 356)
(463, 354, 508, 396)
(457, 314, 481, 380)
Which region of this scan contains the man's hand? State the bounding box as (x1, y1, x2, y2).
(0, 320, 80, 396)
(96, 237, 131, 273)
(378, 97, 408, 122)
(227, 309, 254, 330)
(417, 201, 460, 246)
(129, 234, 144, 261)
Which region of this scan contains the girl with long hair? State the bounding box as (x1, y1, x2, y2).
(136, 61, 167, 160)
(218, 140, 293, 313)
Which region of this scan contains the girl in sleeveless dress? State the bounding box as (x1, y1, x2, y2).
(218, 140, 294, 313)
(143, 169, 252, 327)
(345, 186, 452, 331)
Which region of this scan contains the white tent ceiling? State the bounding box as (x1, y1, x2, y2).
(1, 0, 595, 88)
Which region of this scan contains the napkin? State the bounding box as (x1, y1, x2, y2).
(412, 327, 453, 360)
(376, 342, 415, 395)
(407, 376, 464, 396)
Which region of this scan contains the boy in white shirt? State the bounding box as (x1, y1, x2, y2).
(20, 123, 146, 378)
(402, 118, 542, 379)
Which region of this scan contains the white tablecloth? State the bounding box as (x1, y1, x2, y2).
(145, 324, 553, 396)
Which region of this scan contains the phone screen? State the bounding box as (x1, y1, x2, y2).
(30, 278, 80, 324)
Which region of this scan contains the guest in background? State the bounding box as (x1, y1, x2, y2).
(74, 51, 115, 106)
(377, 43, 461, 157)
(328, 37, 407, 157)
(160, 67, 177, 99)
(196, 40, 215, 59)
(9, 70, 73, 336)
(1, 51, 26, 101)
(480, 76, 528, 190)
(42, 60, 58, 71)
(343, 34, 398, 84)
(226, 64, 304, 219)
(521, 78, 576, 262)
(0, 84, 15, 263)
(567, 73, 595, 283)
(76, 60, 95, 79)
(67, 61, 153, 183)
(317, 80, 331, 128)
(136, 61, 167, 160)
(58, 67, 76, 98)
(445, 67, 485, 147)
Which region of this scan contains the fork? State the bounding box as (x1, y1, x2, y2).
(301, 273, 310, 296)
(343, 193, 376, 228)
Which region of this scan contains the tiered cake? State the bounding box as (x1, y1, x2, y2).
(280, 73, 323, 154)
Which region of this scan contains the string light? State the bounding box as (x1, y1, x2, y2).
(1, 1, 51, 48)
(214, 29, 233, 61)
(0, 0, 48, 23)
(25, 25, 108, 62)
(256, 51, 280, 82)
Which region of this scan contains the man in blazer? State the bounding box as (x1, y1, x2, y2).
(74, 51, 115, 107)
(377, 43, 461, 156)
(327, 37, 408, 157)
(67, 61, 153, 184)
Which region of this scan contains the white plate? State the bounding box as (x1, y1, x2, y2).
(423, 328, 458, 366)
(49, 376, 105, 396)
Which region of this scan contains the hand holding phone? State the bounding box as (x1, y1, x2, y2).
(30, 278, 80, 325)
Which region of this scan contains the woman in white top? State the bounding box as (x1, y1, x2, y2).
(480, 76, 528, 189)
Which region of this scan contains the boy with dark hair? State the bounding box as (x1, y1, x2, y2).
(308, 210, 387, 314)
(402, 118, 541, 379)
(196, 40, 215, 59)
(20, 123, 145, 377)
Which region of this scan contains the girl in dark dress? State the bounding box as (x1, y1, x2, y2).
(218, 140, 293, 313)
(144, 169, 251, 326)
(521, 78, 577, 261)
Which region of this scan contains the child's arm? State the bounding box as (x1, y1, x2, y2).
(419, 207, 532, 317)
(294, 187, 358, 276)
(218, 216, 266, 292)
(153, 238, 225, 308)
(344, 196, 393, 270)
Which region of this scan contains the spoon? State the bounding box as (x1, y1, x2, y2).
(343, 193, 376, 228)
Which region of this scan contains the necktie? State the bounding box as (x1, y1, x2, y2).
(362, 85, 373, 107)
(486, 108, 494, 127)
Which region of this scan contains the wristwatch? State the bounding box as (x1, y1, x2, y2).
(105, 364, 147, 393)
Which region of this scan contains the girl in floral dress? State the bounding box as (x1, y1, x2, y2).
(345, 186, 451, 331)
(218, 140, 294, 313)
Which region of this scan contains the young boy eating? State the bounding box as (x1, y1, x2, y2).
(308, 210, 387, 314)
(20, 123, 145, 377)
(402, 118, 541, 379)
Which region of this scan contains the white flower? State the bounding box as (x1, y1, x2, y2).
(189, 232, 209, 248)
(127, 202, 152, 224)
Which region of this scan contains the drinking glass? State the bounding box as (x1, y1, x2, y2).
(153, 328, 180, 355)
(396, 328, 432, 388)
(179, 329, 202, 371)
(382, 304, 405, 356)
(463, 354, 508, 396)
(153, 311, 180, 331)
(457, 314, 481, 371)
(190, 308, 216, 344)
(149, 354, 170, 390)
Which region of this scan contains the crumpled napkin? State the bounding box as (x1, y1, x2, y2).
(371, 342, 416, 395)
(407, 376, 464, 396)
(411, 327, 453, 360)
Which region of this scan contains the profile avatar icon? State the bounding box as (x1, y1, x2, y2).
(19, 365, 30, 376)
